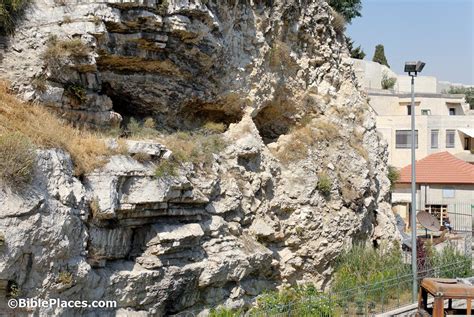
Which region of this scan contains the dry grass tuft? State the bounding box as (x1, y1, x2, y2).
(330, 8, 346, 34)
(349, 130, 368, 160)
(132, 152, 151, 163)
(202, 121, 226, 134)
(0, 132, 36, 189)
(269, 40, 298, 72)
(43, 36, 90, 62)
(97, 54, 182, 75)
(272, 118, 340, 164)
(0, 82, 110, 176)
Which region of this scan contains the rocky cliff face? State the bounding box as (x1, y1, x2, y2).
(0, 0, 398, 315)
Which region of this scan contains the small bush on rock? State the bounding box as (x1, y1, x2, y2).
(43, 36, 90, 63)
(0, 0, 30, 34)
(58, 271, 73, 285)
(387, 165, 399, 189)
(127, 117, 159, 139)
(202, 121, 226, 134)
(381, 72, 397, 90)
(316, 171, 332, 197)
(64, 83, 87, 104)
(0, 132, 36, 189)
(330, 8, 346, 34)
(154, 160, 178, 178)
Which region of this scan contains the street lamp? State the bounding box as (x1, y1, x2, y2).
(404, 60, 425, 302)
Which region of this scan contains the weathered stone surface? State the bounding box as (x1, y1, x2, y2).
(0, 0, 400, 315)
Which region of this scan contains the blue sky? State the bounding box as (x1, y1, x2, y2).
(346, 0, 474, 85)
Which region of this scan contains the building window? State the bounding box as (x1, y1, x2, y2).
(407, 105, 412, 115)
(431, 130, 439, 148)
(446, 130, 456, 148)
(424, 204, 448, 225)
(465, 137, 471, 151)
(449, 108, 456, 115)
(421, 109, 431, 115)
(396, 130, 418, 148)
(442, 188, 455, 198)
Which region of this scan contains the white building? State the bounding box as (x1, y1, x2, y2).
(352, 59, 474, 168)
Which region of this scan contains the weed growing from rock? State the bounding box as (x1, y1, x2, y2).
(0, 132, 36, 189)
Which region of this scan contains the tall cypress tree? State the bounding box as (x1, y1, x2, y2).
(372, 44, 390, 68)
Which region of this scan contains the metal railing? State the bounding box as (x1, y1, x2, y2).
(172, 258, 472, 317)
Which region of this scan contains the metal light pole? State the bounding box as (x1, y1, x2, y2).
(404, 61, 425, 302)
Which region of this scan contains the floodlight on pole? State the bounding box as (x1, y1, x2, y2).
(404, 60, 425, 302)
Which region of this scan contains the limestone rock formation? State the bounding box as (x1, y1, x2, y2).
(0, 0, 399, 315)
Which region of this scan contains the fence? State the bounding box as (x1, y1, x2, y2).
(173, 256, 472, 317)
(173, 204, 473, 317)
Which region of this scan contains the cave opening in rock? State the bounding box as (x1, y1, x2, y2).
(102, 82, 154, 123)
(254, 96, 297, 144)
(178, 101, 244, 131)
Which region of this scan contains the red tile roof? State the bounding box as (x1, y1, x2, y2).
(397, 152, 474, 185)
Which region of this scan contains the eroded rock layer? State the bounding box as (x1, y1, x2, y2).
(0, 0, 398, 315)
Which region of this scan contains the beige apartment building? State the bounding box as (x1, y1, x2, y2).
(352, 59, 474, 168)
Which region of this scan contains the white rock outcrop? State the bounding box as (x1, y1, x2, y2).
(0, 0, 399, 315)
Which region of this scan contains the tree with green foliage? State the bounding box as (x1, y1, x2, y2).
(0, 0, 29, 34)
(448, 86, 474, 110)
(346, 37, 366, 59)
(328, 0, 362, 24)
(372, 44, 390, 68)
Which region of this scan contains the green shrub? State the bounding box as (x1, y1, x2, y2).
(43, 36, 90, 65)
(430, 245, 472, 278)
(58, 271, 73, 285)
(332, 243, 409, 301)
(387, 165, 399, 189)
(316, 172, 332, 197)
(64, 83, 87, 104)
(0, 0, 30, 35)
(252, 284, 334, 316)
(448, 86, 474, 110)
(0, 132, 36, 189)
(381, 73, 397, 90)
(154, 160, 178, 178)
(127, 117, 159, 139)
(209, 307, 242, 317)
(157, 0, 169, 15)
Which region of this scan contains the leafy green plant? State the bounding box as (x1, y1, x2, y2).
(127, 117, 159, 139)
(209, 307, 242, 317)
(7, 281, 20, 298)
(252, 284, 334, 316)
(430, 245, 472, 278)
(331, 243, 409, 303)
(0, 132, 36, 189)
(64, 83, 87, 104)
(154, 160, 178, 178)
(316, 172, 332, 197)
(448, 86, 474, 110)
(157, 0, 169, 15)
(381, 72, 397, 90)
(328, 0, 362, 24)
(387, 165, 399, 189)
(347, 37, 366, 59)
(0, 0, 30, 34)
